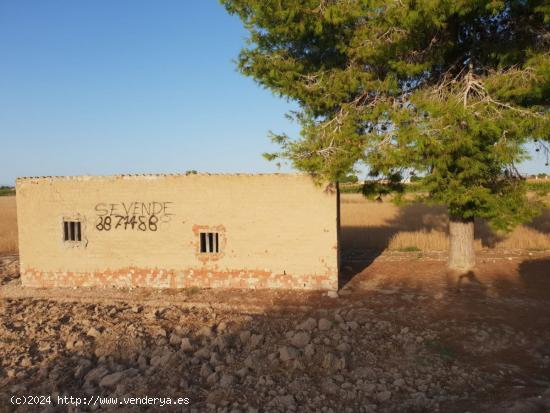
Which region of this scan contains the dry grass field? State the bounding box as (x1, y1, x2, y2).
(340, 193, 550, 253)
(0, 196, 17, 253)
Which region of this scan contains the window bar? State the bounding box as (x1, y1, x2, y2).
(205, 232, 212, 252)
(213, 233, 218, 253)
(200, 233, 206, 253)
(69, 222, 74, 241)
(64, 221, 69, 241)
(75, 222, 81, 242)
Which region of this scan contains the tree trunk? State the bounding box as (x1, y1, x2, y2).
(448, 216, 475, 272)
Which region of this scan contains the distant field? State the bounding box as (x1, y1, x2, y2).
(0, 196, 17, 253)
(0, 193, 549, 254)
(339, 178, 550, 253)
(0, 188, 15, 196)
(340, 194, 550, 252)
(339, 179, 550, 195)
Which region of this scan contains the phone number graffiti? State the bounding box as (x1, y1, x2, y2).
(94, 202, 174, 232)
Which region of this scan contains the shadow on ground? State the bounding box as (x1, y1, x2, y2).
(338, 200, 550, 288)
(2, 256, 550, 412)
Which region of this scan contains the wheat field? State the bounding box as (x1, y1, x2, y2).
(0, 196, 17, 253)
(340, 194, 550, 252)
(0, 194, 549, 254)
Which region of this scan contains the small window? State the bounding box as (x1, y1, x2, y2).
(63, 220, 82, 242)
(200, 232, 219, 253)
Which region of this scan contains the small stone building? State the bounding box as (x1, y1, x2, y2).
(16, 174, 339, 290)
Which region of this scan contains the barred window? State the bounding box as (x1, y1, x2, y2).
(63, 220, 82, 242)
(199, 232, 219, 253)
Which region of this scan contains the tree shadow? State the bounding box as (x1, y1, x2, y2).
(3, 257, 550, 412)
(517, 258, 550, 299)
(339, 197, 550, 289)
(454, 270, 487, 290)
(526, 209, 550, 234)
(339, 202, 448, 288)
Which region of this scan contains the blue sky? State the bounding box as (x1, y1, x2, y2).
(0, 1, 299, 185)
(0, 1, 547, 186)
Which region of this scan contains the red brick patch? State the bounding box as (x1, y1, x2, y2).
(21, 266, 337, 291)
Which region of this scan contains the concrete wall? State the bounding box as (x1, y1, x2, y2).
(16, 174, 338, 290)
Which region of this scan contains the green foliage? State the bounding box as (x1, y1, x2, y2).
(399, 246, 421, 252)
(222, 0, 550, 231)
(361, 171, 405, 201)
(0, 186, 15, 196)
(338, 183, 363, 194)
(340, 181, 424, 195)
(528, 180, 550, 197)
(339, 174, 359, 183)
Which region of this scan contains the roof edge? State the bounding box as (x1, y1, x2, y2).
(16, 172, 307, 182)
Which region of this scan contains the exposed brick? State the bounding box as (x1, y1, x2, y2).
(21, 267, 337, 290)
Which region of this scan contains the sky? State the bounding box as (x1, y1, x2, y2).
(0, 1, 547, 186)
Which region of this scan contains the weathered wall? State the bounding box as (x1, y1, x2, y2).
(16, 174, 338, 290)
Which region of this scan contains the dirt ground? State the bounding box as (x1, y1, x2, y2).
(1, 251, 550, 413)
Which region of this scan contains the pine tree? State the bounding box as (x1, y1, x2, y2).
(222, 0, 550, 272)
